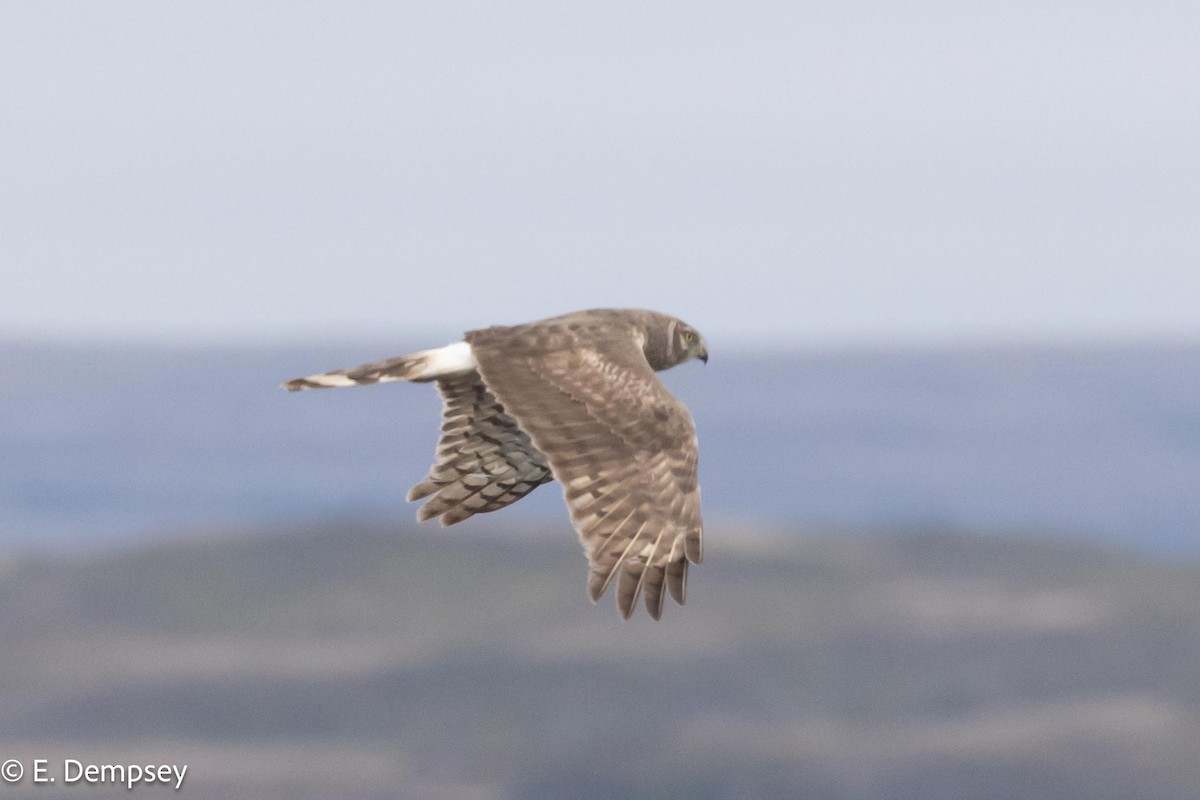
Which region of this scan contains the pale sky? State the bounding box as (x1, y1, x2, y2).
(2, 1, 1198, 347)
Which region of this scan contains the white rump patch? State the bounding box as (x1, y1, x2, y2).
(418, 341, 477, 379)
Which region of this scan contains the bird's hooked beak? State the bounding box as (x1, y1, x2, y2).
(698, 342, 709, 364)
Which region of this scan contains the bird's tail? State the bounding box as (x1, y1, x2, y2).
(282, 342, 476, 391)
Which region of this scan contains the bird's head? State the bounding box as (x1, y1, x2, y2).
(675, 323, 709, 366)
(642, 313, 708, 371)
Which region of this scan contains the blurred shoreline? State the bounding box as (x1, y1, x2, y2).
(2, 340, 1197, 554)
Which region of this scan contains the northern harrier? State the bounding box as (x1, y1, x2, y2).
(283, 308, 708, 620)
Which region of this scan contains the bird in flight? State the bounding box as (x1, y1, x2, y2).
(284, 308, 708, 619)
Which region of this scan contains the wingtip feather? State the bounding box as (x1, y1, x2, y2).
(666, 559, 688, 605)
(685, 527, 703, 564)
(406, 481, 438, 502)
(642, 567, 666, 620)
(616, 565, 642, 620)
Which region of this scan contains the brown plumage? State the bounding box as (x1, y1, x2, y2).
(283, 308, 708, 619)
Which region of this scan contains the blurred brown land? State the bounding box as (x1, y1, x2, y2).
(0, 521, 1197, 800)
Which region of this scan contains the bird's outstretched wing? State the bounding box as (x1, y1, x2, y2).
(467, 317, 703, 620)
(408, 371, 553, 525)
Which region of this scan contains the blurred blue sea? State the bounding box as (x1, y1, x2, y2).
(2, 340, 1197, 553)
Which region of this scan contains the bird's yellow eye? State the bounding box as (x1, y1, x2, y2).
(683, 332, 694, 343)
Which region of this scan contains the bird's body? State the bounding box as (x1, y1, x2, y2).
(284, 308, 708, 619)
